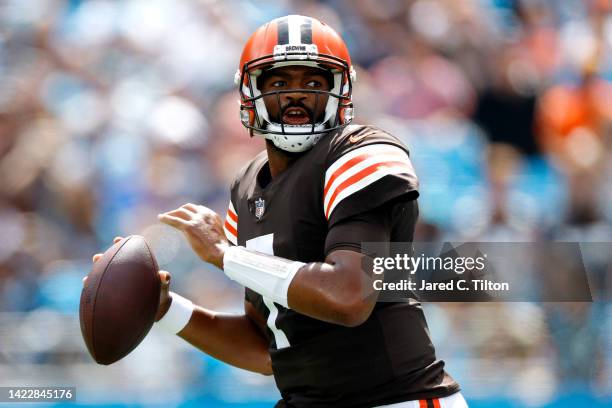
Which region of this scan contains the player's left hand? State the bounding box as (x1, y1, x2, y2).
(158, 203, 229, 269)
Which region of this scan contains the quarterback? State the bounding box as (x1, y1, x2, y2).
(94, 15, 466, 408)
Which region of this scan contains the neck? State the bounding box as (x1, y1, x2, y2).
(265, 140, 302, 178)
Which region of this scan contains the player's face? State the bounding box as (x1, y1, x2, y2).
(259, 66, 331, 126)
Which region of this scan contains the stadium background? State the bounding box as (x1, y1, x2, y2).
(0, 0, 610, 407)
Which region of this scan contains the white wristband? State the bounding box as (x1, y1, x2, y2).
(223, 246, 305, 308)
(155, 292, 194, 334)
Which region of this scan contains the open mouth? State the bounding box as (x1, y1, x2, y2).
(282, 107, 312, 125)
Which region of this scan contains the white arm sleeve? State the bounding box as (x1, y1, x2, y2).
(223, 246, 305, 308)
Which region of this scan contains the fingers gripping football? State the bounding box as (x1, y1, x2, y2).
(158, 203, 228, 269)
(86, 236, 124, 281)
(155, 270, 172, 322)
(87, 236, 173, 322)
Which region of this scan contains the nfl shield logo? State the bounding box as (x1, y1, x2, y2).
(254, 198, 265, 220)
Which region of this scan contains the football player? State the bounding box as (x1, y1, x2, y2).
(93, 15, 467, 408)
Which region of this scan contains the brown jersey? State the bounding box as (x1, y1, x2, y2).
(223, 125, 459, 407)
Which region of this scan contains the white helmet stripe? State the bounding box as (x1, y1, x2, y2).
(288, 15, 304, 45)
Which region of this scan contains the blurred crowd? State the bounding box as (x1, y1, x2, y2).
(0, 0, 611, 406)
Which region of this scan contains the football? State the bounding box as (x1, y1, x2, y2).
(79, 235, 161, 365)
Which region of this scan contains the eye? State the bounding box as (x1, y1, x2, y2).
(305, 80, 322, 88)
(271, 80, 287, 87)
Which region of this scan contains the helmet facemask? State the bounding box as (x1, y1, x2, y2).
(237, 51, 355, 153)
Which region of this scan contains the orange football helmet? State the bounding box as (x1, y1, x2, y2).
(235, 15, 356, 152)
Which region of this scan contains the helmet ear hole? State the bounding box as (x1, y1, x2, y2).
(240, 108, 256, 126)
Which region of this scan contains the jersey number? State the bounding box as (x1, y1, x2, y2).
(245, 234, 291, 349)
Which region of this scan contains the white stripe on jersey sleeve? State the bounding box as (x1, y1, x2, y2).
(228, 200, 237, 216)
(323, 151, 407, 212)
(325, 163, 413, 219)
(323, 144, 413, 219)
(224, 200, 238, 245)
(224, 226, 237, 246)
(225, 216, 237, 231)
(324, 144, 408, 185)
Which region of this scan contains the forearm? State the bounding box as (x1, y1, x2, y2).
(178, 306, 272, 375)
(287, 257, 375, 327)
(287, 262, 351, 324)
(223, 247, 375, 327)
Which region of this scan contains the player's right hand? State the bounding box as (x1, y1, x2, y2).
(86, 236, 172, 322)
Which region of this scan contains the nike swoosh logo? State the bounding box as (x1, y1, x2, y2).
(349, 133, 368, 143)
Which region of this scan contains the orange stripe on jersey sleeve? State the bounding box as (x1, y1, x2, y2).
(323, 152, 371, 196)
(224, 200, 238, 245)
(324, 160, 410, 219)
(224, 220, 237, 237)
(227, 208, 238, 223)
(432, 398, 441, 408)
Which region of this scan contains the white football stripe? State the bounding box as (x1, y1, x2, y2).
(325, 144, 408, 184)
(323, 151, 408, 211)
(325, 164, 413, 219)
(224, 200, 238, 245)
(228, 200, 236, 215)
(225, 214, 237, 230)
(224, 226, 237, 245)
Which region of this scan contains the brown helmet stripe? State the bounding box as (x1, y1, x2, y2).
(277, 17, 289, 45)
(300, 18, 312, 44)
